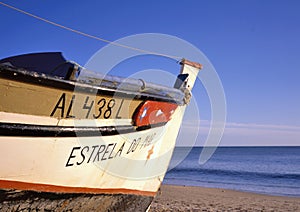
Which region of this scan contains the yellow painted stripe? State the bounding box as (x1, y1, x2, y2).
(0, 78, 141, 120)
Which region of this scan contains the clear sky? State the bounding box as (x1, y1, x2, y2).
(1, 0, 300, 146)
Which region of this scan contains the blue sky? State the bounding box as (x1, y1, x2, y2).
(1, 1, 300, 146)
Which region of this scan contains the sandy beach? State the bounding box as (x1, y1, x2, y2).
(149, 185, 300, 212)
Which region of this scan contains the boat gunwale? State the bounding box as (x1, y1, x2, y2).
(0, 65, 184, 105)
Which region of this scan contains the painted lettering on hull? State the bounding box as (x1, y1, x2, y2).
(65, 133, 156, 167)
(66, 142, 120, 167)
(50, 93, 126, 119)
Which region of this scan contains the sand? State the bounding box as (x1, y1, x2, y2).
(149, 185, 300, 212)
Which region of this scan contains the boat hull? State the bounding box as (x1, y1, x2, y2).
(0, 109, 184, 211)
(0, 119, 182, 191)
(0, 104, 185, 211)
(0, 55, 201, 211)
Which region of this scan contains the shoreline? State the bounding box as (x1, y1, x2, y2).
(149, 185, 300, 211)
(163, 183, 300, 198)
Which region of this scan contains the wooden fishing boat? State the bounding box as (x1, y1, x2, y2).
(0, 52, 201, 211)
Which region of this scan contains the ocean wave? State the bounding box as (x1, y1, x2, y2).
(168, 167, 300, 181)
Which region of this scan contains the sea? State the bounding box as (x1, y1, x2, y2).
(164, 147, 300, 197)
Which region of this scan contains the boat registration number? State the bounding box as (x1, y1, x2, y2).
(50, 92, 136, 119)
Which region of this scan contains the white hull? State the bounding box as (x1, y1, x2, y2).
(0, 107, 185, 196)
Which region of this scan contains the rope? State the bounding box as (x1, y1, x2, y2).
(0, 1, 182, 60)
